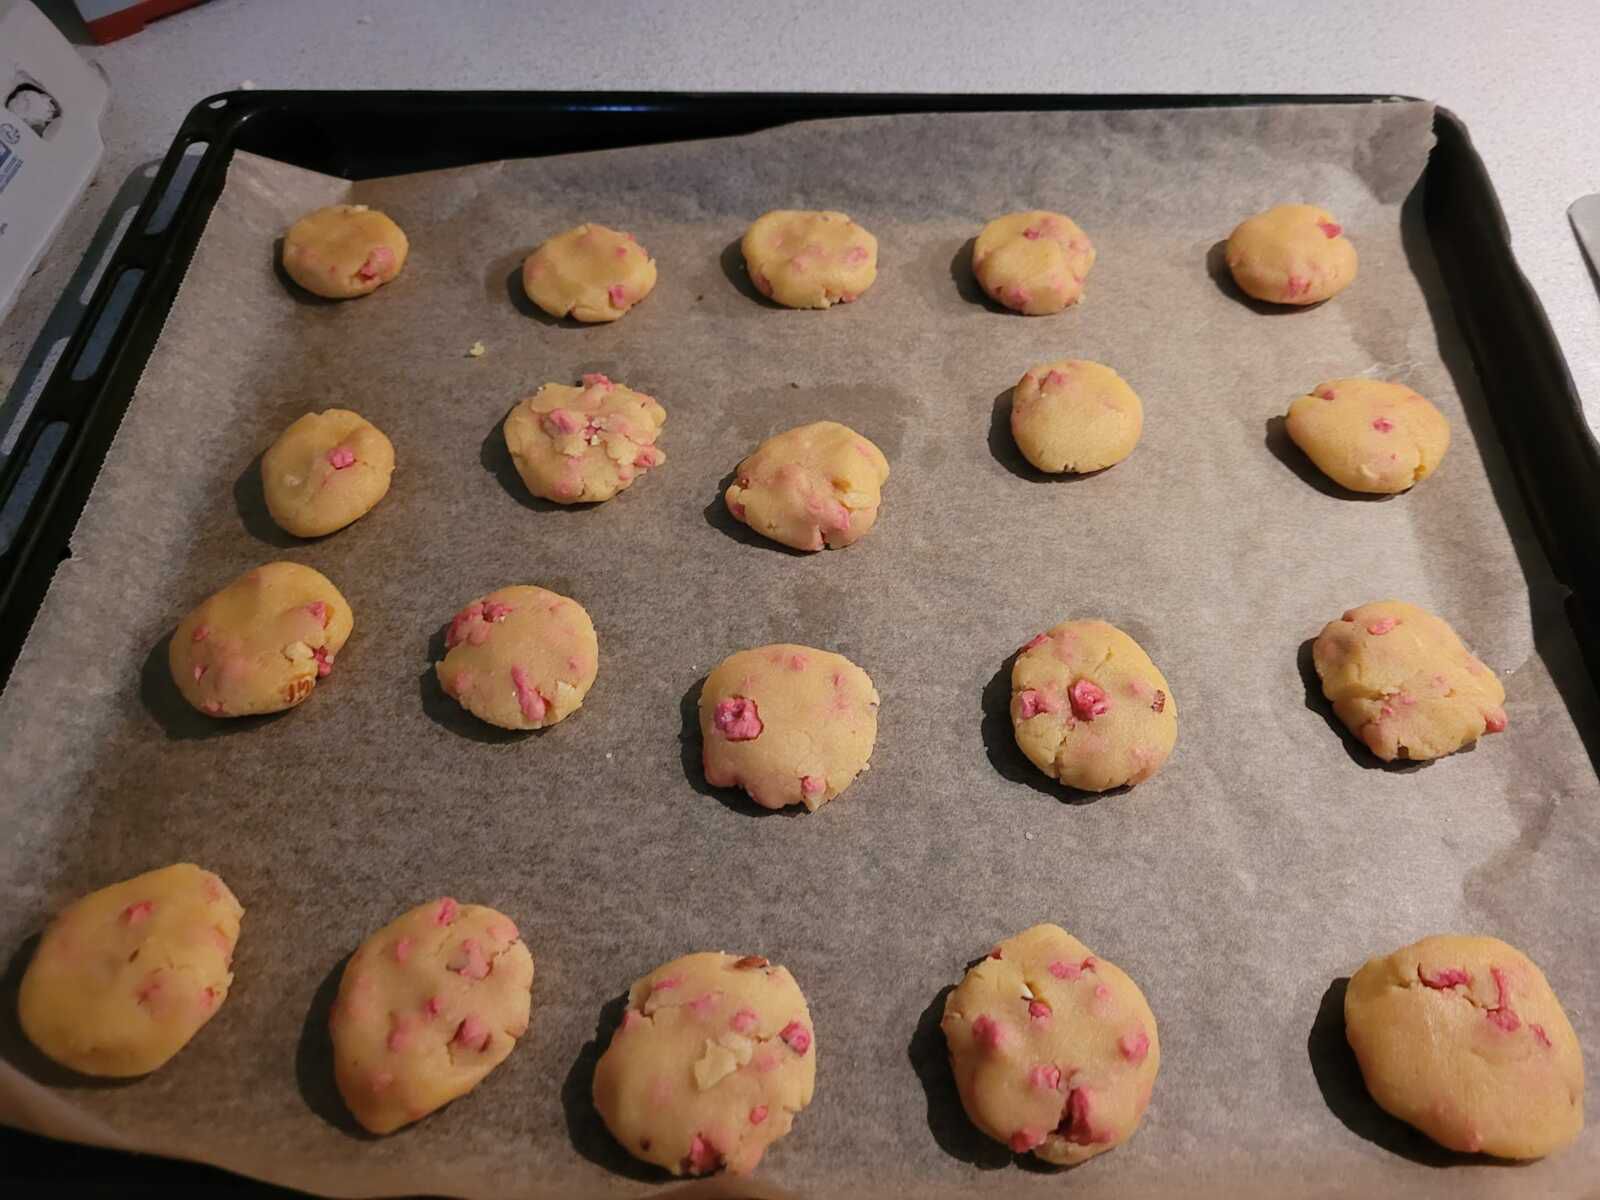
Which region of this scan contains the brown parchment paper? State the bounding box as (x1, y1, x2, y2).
(1, 103, 1597, 1199)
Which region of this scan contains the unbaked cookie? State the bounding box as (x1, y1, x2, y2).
(521, 223, 657, 322)
(972, 211, 1095, 315)
(18, 863, 243, 1077)
(699, 644, 879, 811)
(1010, 360, 1142, 474)
(330, 897, 534, 1135)
(724, 421, 889, 552)
(261, 409, 396, 537)
(593, 950, 817, 1176)
(1225, 203, 1356, 305)
(1286, 378, 1450, 494)
(169, 562, 354, 718)
(434, 585, 598, 731)
(281, 204, 408, 300)
(502, 373, 666, 504)
(740, 210, 877, 308)
(1344, 933, 1583, 1158)
(942, 923, 1160, 1166)
(1010, 621, 1177, 792)
(1311, 599, 1506, 762)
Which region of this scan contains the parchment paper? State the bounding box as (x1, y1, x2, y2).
(1, 103, 1597, 1199)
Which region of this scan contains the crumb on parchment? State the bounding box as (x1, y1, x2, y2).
(466, 341, 486, 358)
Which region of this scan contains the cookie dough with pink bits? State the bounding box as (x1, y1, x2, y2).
(724, 421, 890, 552)
(280, 204, 408, 300)
(521, 223, 657, 322)
(592, 950, 817, 1176)
(699, 643, 879, 811)
(1311, 599, 1506, 762)
(972, 210, 1096, 315)
(1344, 934, 1583, 1159)
(1286, 378, 1450, 494)
(169, 561, 354, 718)
(261, 409, 395, 537)
(1225, 203, 1357, 305)
(1010, 620, 1178, 793)
(941, 923, 1160, 1166)
(18, 863, 243, 1077)
(740, 210, 877, 308)
(330, 897, 534, 1135)
(1011, 360, 1142, 474)
(434, 584, 598, 731)
(502, 374, 666, 504)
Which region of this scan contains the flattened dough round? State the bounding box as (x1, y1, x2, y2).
(262, 409, 396, 537)
(502, 373, 667, 504)
(170, 562, 354, 718)
(593, 951, 817, 1176)
(1286, 378, 1450, 494)
(435, 584, 598, 731)
(724, 421, 889, 552)
(941, 923, 1160, 1166)
(521, 223, 657, 322)
(1225, 203, 1356, 304)
(1311, 599, 1506, 762)
(1345, 933, 1583, 1158)
(281, 204, 408, 300)
(1011, 360, 1142, 474)
(331, 897, 533, 1135)
(699, 643, 879, 811)
(740, 210, 877, 309)
(1010, 620, 1177, 793)
(18, 863, 243, 1077)
(972, 211, 1095, 315)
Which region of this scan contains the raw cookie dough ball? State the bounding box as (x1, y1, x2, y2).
(941, 924, 1160, 1166)
(699, 644, 879, 811)
(1010, 621, 1178, 792)
(502, 373, 666, 504)
(1225, 203, 1357, 305)
(1010, 360, 1142, 474)
(724, 421, 889, 552)
(331, 897, 534, 1135)
(972, 211, 1096, 315)
(1311, 599, 1506, 762)
(521, 223, 657, 322)
(261, 409, 396, 537)
(434, 585, 597, 731)
(1286, 378, 1450, 494)
(740, 210, 877, 309)
(593, 951, 817, 1176)
(18, 863, 243, 1077)
(169, 561, 354, 718)
(1344, 934, 1583, 1158)
(281, 204, 408, 300)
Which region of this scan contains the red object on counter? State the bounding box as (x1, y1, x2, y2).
(75, 0, 210, 44)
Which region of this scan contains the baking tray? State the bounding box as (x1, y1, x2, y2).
(1, 91, 1597, 1194)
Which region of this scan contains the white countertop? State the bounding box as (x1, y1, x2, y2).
(4, 0, 1598, 431)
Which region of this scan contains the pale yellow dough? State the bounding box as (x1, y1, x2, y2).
(18, 863, 243, 1077)
(1225, 202, 1356, 304)
(740, 210, 877, 308)
(502, 373, 666, 504)
(434, 584, 598, 731)
(1311, 599, 1506, 762)
(169, 561, 354, 718)
(942, 924, 1160, 1166)
(725, 421, 890, 552)
(1286, 378, 1450, 494)
(281, 204, 408, 300)
(1010, 360, 1142, 474)
(331, 897, 534, 1135)
(593, 951, 817, 1176)
(1345, 934, 1583, 1159)
(521, 223, 657, 322)
(261, 409, 395, 537)
(972, 211, 1095, 315)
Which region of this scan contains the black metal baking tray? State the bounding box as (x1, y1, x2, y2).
(2, 89, 1598, 1193)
